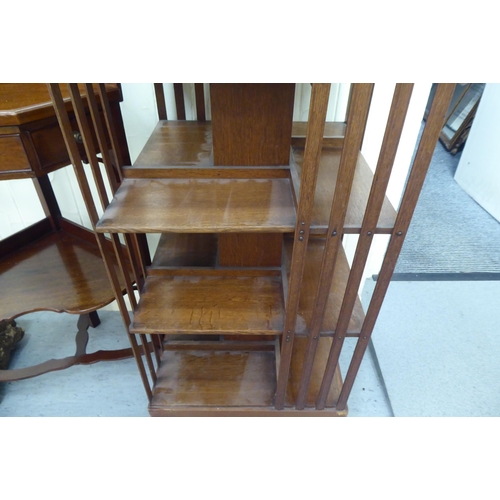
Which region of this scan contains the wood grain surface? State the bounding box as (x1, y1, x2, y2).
(96, 178, 296, 233)
(291, 146, 396, 233)
(151, 233, 218, 267)
(0, 84, 121, 126)
(149, 349, 277, 407)
(283, 238, 364, 335)
(130, 275, 284, 335)
(211, 84, 295, 166)
(133, 121, 213, 167)
(0, 231, 124, 320)
(218, 233, 283, 267)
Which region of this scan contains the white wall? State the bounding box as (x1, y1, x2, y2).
(455, 83, 500, 223)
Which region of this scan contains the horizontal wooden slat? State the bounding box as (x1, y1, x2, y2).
(96, 178, 296, 233)
(291, 147, 397, 233)
(123, 166, 290, 179)
(130, 275, 285, 335)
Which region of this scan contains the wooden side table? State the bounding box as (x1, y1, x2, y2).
(0, 83, 134, 381)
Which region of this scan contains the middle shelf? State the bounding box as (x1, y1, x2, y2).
(127, 234, 365, 338)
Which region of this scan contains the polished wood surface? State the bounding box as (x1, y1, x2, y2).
(312, 84, 413, 410)
(96, 178, 296, 233)
(151, 233, 218, 267)
(0, 135, 31, 173)
(283, 238, 364, 335)
(133, 121, 213, 167)
(218, 233, 282, 267)
(275, 84, 331, 409)
(294, 83, 374, 409)
(0, 230, 124, 320)
(131, 275, 284, 335)
(150, 349, 277, 408)
(211, 84, 295, 166)
(286, 337, 343, 408)
(291, 146, 397, 233)
(148, 341, 346, 416)
(0, 84, 121, 126)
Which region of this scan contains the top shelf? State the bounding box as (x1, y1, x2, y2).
(118, 121, 396, 234)
(96, 178, 296, 233)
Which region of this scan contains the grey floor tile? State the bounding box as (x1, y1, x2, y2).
(364, 279, 500, 416)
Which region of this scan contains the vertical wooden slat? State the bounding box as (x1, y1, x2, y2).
(109, 233, 137, 310)
(47, 83, 153, 401)
(294, 84, 374, 409)
(174, 83, 186, 120)
(315, 83, 414, 409)
(334, 83, 456, 411)
(194, 83, 206, 121)
(140, 334, 157, 384)
(96, 83, 151, 270)
(67, 84, 109, 210)
(274, 83, 331, 410)
(85, 84, 147, 295)
(154, 83, 168, 120)
(83, 83, 120, 193)
(96, 83, 125, 178)
(125, 233, 146, 293)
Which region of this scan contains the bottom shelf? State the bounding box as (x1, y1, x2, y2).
(148, 338, 346, 417)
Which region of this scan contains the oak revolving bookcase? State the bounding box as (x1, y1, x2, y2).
(49, 83, 454, 416)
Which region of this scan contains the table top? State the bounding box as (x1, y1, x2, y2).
(0, 83, 121, 127)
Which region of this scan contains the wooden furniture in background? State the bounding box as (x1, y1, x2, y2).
(49, 82, 455, 416)
(425, 83, 485, 154)
(0, 84, 137, 382)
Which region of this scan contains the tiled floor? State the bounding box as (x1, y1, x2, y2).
(364, 279, 500, 417)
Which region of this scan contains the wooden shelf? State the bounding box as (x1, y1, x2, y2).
(131, 121, 346, 168)
(148, 340, 346, 416)
(0, 226, 123, 321)
(291, 146, 397, 234)
(133, 121, 214, 168)
(149, 348, 277, 411)
(96, 178, 296, 233)
(131, 274, 284, 336)
(284, 238, 365, 336)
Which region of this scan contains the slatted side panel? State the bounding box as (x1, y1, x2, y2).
(155, 83, 208, 121)
(47, 83, 164, 400)
(313, 83, 414, 409)
(294, 84, 374, 410)
(274, 83, 331, 410)
(314, 83, 456, 411)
